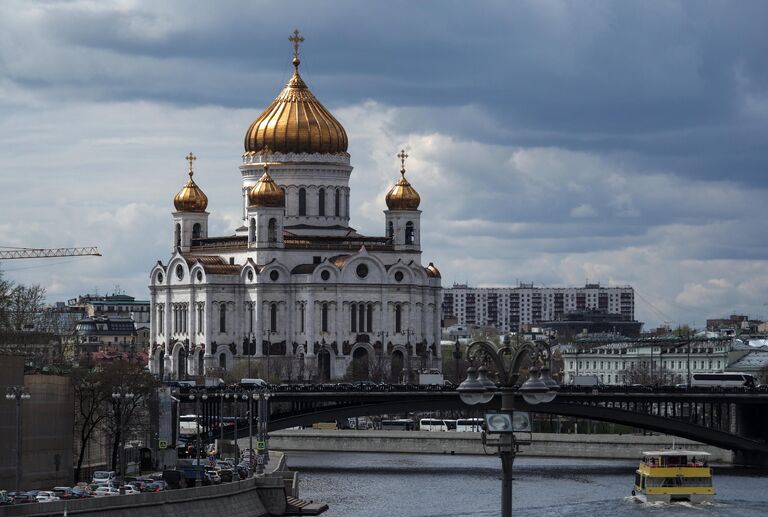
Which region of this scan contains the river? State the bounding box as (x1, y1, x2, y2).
(287, 452, 767, 516)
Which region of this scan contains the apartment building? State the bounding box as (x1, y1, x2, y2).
(442, 283, 635, 332)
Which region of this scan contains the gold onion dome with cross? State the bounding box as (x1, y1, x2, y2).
(248, 164, 285, 208)
(243, 30, 348, 156)
(386, 150, 421, 210)
(174, 153, 208, 212)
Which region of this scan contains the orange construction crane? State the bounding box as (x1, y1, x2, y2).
(0, 247, 101, 260)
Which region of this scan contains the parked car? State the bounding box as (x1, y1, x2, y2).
(142, 482, 164, 493)
(122, 485, 139, 495)
(36, 491, 60, 503)
(0, 491, 12, 505)
(94, 487, 120, 497)
(218, 469, 235, 483)
(205, 470, 221, 484)
(10, 493, 37, 504)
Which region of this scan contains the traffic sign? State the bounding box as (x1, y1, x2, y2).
(256, 441, 266, 451)
(158, 440, 168, 449)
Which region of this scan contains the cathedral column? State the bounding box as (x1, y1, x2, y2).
(306, 293, 315, 356)
(189, 286, 197, 345)
(379, 287, 387, 354)
(286, 288, 295, 354)
(204, 297, 213, 356)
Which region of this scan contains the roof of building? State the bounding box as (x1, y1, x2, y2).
(75, 318, 136, 335)
(727, 350, 768, 370)
(183, 255, 242, 275)
(174, 158, 208, 212)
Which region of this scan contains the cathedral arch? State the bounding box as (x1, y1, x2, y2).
(391, 349, 405, 383)
(174, 223, 181, 249)
(318, 188, 325, 216)
(215, 346, 233, 371)
(387, 221, 394, 241)
(317, 348, 331, 382)
(192, 223, 202, 239)
(268, 218, 277, 243)
(219, 303, 227, 333)
(249, 218, 256, 242)
(350, 345, 373, 381)
(405, 221, 415, 245)
(171, 341, 187, 380)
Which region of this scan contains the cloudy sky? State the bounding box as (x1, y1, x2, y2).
(1, 0, 767, 328)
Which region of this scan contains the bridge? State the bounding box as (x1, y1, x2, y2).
(179, 386, 768, 465)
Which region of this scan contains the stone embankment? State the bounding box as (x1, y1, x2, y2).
(269, 430, 734, 463)
(0, 452, 299, 517)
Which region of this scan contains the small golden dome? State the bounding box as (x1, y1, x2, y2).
(244, 32, 348, 155)
(248, 165, 285, 208)
(426, 262, 441, 278)
(174, 153, 208, 212)
(385, 150, 420, 211)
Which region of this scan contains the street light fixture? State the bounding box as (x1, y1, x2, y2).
(457, 339, 559, 517)
(111, 387, 135, 491)
(184, 387, 208, 485)
(6, 386, 31, 491)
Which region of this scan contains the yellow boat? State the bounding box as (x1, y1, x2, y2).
(632, 450, 715, 503)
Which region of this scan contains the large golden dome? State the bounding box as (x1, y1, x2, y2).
(385, 150, 421, 211)
(248, 165, 285, 208)
(174, 153, 208, 212)
(244, 35, 348, 156)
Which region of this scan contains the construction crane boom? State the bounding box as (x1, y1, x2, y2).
(0, 247, 101, 259)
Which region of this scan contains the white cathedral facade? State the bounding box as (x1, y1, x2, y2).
(148, 37, 442, 382)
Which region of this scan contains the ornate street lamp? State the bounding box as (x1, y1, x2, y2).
(457, 339, 559, 517)
(6, 386, 31, 491)
(184, 387, 208, 484)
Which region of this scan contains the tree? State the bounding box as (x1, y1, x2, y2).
(102, 361, 157, 472)
(0, 269, 48, 334)
(72, 365, 110, 483)
(621, 361, 681, 386)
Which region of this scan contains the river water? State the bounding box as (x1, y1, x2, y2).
(287, 452, 767, 516)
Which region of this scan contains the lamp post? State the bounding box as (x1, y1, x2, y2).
(6, 386, 31, 491)
(111, 387, 135, 492)
(241, 389, 256, 474)
(263, 329, 277, 382)
(255, 388, 272, 475)
(457, 339, 559, 517)
(183, 387, 208, 485)
(217, 391, 232, 457)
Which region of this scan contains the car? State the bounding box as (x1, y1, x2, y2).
(52, 487, 77, 500)
(205, 470, 221, 484)
(10, 493, 37, 504)
(0, 491, 12, 506)
(94, 487, 120, 497)
(141, 482, 161, 493)
(71, 487, 93, 498)
(218, 469, 235, 482)
(122, 485, 139, 495)
(36, 491, 60, 503)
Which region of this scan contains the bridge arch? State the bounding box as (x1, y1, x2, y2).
(260, 395, 768, 455)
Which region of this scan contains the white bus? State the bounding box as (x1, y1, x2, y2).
(456, 418, 484, 432)
(419, 419, 457, 431)
(179, 414, 199, 436)
(690, 372, 757, 388)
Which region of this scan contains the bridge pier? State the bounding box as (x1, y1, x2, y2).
(733, 402, 768, 467)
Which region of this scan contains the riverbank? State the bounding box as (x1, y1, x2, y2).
(269, 430, 734, 462)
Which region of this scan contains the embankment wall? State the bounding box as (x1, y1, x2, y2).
(270, 430, 734, 462)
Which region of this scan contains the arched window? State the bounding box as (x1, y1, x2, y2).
(174, 223, 181, 248)
(192, 223, 202, 239)
(219, 304, 226, 333)
(350, 304, 357, 332)
(298, 188, 306, 216)
(318, 188, 325, 216)
(334, 188, 340, 217)
(395, 305, 402, 334)
(405, 221, 415, 245)
(268, 218, 277, 243)
(270, 303, 277, 333)
(322, 303, 328, 332)
(249, 218, 256, 242)
(387, 221, 394, 241)
(219, 354, 226, 369)
(358, 302, 365, 332)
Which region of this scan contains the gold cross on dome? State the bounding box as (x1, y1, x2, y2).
(289, 30, 304, 61)
(185, 152, 196, 177)
(397, 149, 409, 174)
